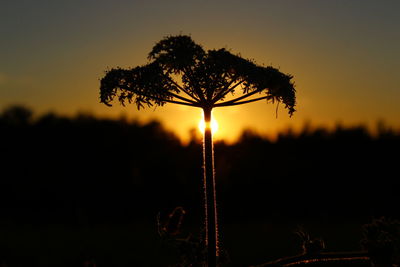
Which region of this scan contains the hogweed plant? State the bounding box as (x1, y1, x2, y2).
(99, 35, 296, 267)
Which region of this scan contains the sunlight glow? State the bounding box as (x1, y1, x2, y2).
(199, 116, 219, 134)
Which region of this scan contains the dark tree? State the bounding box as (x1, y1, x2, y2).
(99, 35, 296, 266)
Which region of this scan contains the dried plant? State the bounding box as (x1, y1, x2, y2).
(100, 35, 296, 266)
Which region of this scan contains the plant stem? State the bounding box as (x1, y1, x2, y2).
(203, 107, 218, 267)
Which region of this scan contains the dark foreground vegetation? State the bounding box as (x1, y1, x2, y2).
(1, 106, 399, 266)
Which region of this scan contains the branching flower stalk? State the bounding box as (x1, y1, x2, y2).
(99, 35, 296, 267)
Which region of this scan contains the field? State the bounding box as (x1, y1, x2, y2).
(0, 218, 367, 266)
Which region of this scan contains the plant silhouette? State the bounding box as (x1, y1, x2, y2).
(99, 35, 296, 266)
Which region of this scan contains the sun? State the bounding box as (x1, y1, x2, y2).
(198, 116, 219, 134)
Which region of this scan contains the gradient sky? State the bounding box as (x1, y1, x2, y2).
(1, 0, 399, 142)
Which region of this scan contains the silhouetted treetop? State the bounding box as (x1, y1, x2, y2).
(100, 35, 296, 116)
(1, 105, 33, 126)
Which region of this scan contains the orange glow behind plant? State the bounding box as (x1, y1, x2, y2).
(198, 114, 219, 134)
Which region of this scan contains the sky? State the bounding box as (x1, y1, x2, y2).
(1, 0, 399, 143)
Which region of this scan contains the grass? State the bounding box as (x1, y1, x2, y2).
(0, 218, 367, 266)
(0, 222, 175, 266)
(220, 218, 365, 266)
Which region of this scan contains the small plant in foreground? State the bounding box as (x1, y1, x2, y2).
(361, 217, 400, 266)
(158, 207, 229, 267)
(296, 227, 326, 255)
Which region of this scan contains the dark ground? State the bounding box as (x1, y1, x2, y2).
(1, 106, 399, 266)
(0, 219, 365, 266)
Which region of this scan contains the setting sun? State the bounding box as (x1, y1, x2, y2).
(198, 116, 219, 134)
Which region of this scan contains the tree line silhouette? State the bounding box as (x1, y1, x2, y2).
(1, 105, 399, 226)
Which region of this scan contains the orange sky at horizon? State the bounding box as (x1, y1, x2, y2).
(1, 1, 399, 143)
